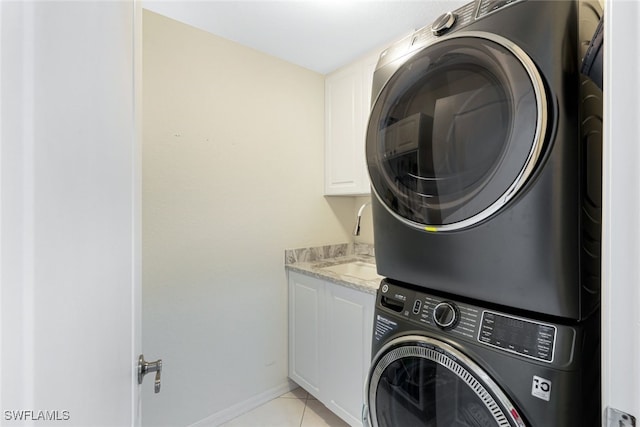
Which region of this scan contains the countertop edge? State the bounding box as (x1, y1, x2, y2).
(285, 256, 381, 295)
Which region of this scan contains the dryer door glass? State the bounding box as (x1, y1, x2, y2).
(366, 338, 525, 427)
(366, 34, 546, 231)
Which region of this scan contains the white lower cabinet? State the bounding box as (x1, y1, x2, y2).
(288, 271, 324, 396)
(288, 271, 376, 427)
(324, 283, 376, 426)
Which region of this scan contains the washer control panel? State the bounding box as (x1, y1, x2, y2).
(413, 291, 481, 341)
(479, 311, 556, 362)
(377, 280, 558, 363)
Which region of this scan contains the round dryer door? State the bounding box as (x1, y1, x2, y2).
(365, 336, 526, 427)
(366, 32, 547, 231)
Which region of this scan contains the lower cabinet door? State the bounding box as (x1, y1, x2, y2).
(288, 270, 376, 427)
(325, 284, 375, 426)
(288, 272, 324, 397)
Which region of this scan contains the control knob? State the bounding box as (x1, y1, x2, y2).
(433, 301, 459, 330)
(431, 11, 457, 36)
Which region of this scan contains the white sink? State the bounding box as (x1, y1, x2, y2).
(320, 261, 382, 281)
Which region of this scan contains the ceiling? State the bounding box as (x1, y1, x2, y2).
(142, 0, 468, 74)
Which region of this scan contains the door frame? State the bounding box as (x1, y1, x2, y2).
(602, 0, 640, 420)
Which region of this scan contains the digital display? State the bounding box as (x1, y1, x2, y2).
(478, 311, 556, 362)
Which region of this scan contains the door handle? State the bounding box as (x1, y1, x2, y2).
(138, 354, 162, 393)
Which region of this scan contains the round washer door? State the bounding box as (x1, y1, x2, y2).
(365, 335, 526, 427)
(366, 32, 547, 231)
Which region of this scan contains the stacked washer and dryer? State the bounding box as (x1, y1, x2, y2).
(363, 1, 603, 426)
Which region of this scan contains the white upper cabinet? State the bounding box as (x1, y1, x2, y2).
(324, 51, 380, 195)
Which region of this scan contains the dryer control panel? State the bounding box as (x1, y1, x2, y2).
(377, 0, 527, 69)
(476, 0, 523, 19)
(377, 280, 562, 364)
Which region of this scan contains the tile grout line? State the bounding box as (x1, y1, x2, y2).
(299, 392, 310, 427)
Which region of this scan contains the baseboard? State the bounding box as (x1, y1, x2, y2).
(188, 380, 298, 427)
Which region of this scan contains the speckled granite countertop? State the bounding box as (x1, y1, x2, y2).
(284, 243, 382, 295)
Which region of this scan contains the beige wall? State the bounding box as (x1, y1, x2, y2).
(141, 10, 354, 426)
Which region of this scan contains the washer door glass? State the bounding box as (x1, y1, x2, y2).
(366, 34, 546, 231)
(366, 337, 526, 427)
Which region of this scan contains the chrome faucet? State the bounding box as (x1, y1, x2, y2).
(353, 201, 371, 236)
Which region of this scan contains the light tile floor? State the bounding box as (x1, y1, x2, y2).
(220, 387, 350, 427)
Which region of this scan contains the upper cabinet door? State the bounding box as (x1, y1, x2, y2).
(325, 52, 380, 196)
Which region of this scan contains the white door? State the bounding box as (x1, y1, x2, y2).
(0, 1, 142, 426)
